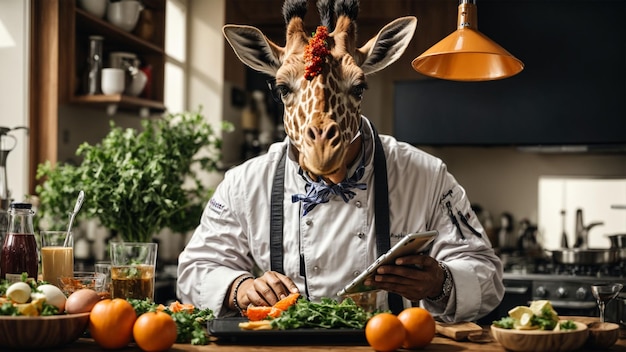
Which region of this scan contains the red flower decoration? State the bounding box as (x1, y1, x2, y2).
(304, 26, 330, 80)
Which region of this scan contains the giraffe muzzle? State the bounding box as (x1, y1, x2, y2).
(302, 123, 345, 176)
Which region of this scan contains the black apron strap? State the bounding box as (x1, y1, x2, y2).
(269, 146, 287, 274)
(270, 123, 403, 313)
(370, 125, 404, 314)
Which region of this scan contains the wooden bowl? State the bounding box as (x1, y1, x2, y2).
(586, 322, 619, 349)
(491, 321, 589, 352)
(0, 312, 89, 349)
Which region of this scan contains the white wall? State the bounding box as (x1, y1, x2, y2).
(0, 0, 29, 202)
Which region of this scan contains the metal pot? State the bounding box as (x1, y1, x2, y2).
(607, 234, 626, 248)
(547, 248, 620, 265)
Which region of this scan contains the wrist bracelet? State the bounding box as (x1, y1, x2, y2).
(233, 276, 254, 316)
(428, 262, 453, 303)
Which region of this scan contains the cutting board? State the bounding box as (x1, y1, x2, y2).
(436, 321, 483, 341)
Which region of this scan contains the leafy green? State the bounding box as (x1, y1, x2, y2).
(35, 108, 232, 241)
(559, 320, 577, 330)
(127, 298, 159, 316)
(531, 306, 558, 330)
(170, 309, 214, 345)
(492, 316, 516, 329)
(40, 302, 60, 316)
(0, 277, 60, 316)
(127, 298, 214, 345)
(0, 302, 19, 316)
(270, 297, 375, 330)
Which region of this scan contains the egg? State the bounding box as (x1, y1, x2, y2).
(6, 282, 32, 304)
(65, 289, 101, 314)
(37, 284, 67, 312)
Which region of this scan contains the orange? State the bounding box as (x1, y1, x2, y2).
(133, 311, 178, 352)
(365, 312, 406, 352)
(397, 307, 436, 349)
(89, 298, 137, 349)
(273, 292, 300, 311)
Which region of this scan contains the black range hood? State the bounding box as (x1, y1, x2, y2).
(393, 0, 626, 151)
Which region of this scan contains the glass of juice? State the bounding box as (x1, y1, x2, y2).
(40, 230, 74, 287)
(110, 242, 157, 301)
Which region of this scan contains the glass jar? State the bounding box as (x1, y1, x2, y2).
(0, 202, 38, 282)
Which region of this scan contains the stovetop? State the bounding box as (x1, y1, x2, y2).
(503, 261, 626, 282)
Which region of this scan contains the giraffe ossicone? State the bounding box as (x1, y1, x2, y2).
(223, 0, 417, 185)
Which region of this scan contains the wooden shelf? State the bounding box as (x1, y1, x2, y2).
(71, 94, 166, 111)
(69, 1, 166, 109)
(75, 8, 164, 55)
(29, 0, 167, 193)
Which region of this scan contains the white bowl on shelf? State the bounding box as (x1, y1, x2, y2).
(107, 0, 144, 32)
(78, 0, 107, 19)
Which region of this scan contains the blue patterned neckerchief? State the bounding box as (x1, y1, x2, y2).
(291, 136, 367, 216)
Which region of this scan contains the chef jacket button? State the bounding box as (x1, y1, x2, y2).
(313, 266, 319, 272)
(353, 271, 360, 277)
(357, 232, 364, 239)
(355, 201, 362, 208)
(305, 219, 313, 226)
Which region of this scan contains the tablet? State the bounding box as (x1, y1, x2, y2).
(337, 230, 437, 296)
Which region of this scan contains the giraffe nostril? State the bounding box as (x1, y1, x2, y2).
(325, 125, 340, 147)
(306, 127, 318, 141)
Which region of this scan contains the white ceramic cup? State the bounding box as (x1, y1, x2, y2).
(101, 68, 125, 95)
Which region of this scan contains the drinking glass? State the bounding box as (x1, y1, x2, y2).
(591, 283, 623, 323)
(109, 242, 157, 301)
(94, 261, 112, 299)
(40, 231, 74, 288)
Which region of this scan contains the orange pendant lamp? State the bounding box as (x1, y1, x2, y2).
(412, 0, 524, 81)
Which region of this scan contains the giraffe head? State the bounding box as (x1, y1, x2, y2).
(224, 0, 417, 184)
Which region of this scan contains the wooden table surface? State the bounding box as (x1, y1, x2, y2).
(31, 317, 626, 351)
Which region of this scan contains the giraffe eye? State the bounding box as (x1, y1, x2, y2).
(349, 83, 368, 99)
(275, 84, 292, 98)
(266, 79, 292, 103)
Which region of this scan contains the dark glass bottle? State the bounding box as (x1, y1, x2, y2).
(0, 203, 38, 282)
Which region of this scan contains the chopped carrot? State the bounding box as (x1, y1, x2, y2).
(246, 306, 275, 321)
(267, 306, 284, 319)
(243, 293, 300, 322)
(168, 301, 195, 313)
(273, 292, 300, 311)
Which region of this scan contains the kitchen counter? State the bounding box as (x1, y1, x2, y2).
(41, 335, 626, 351)
(40, 317, 626, 351)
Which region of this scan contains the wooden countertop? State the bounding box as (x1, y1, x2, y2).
(40, 317, 626, 351)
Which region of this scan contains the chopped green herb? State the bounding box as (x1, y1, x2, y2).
(559, 320, 577, 330)
(127, 298, 214, 345)
(493, 316, 516, 329)
(270, 297, 375, 330)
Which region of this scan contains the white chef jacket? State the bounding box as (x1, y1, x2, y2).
(177, 116, 504, 323)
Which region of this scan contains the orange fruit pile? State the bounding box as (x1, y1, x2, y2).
(89, 298, 179, 351)
(365, 307, 436, 351)
(245, 292, 300, 321)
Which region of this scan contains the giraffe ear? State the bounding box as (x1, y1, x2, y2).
(223, 25, 283, 77)
(356, 16, 418, 75)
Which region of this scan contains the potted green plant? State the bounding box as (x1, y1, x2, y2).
(35, 108, 232, 242)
